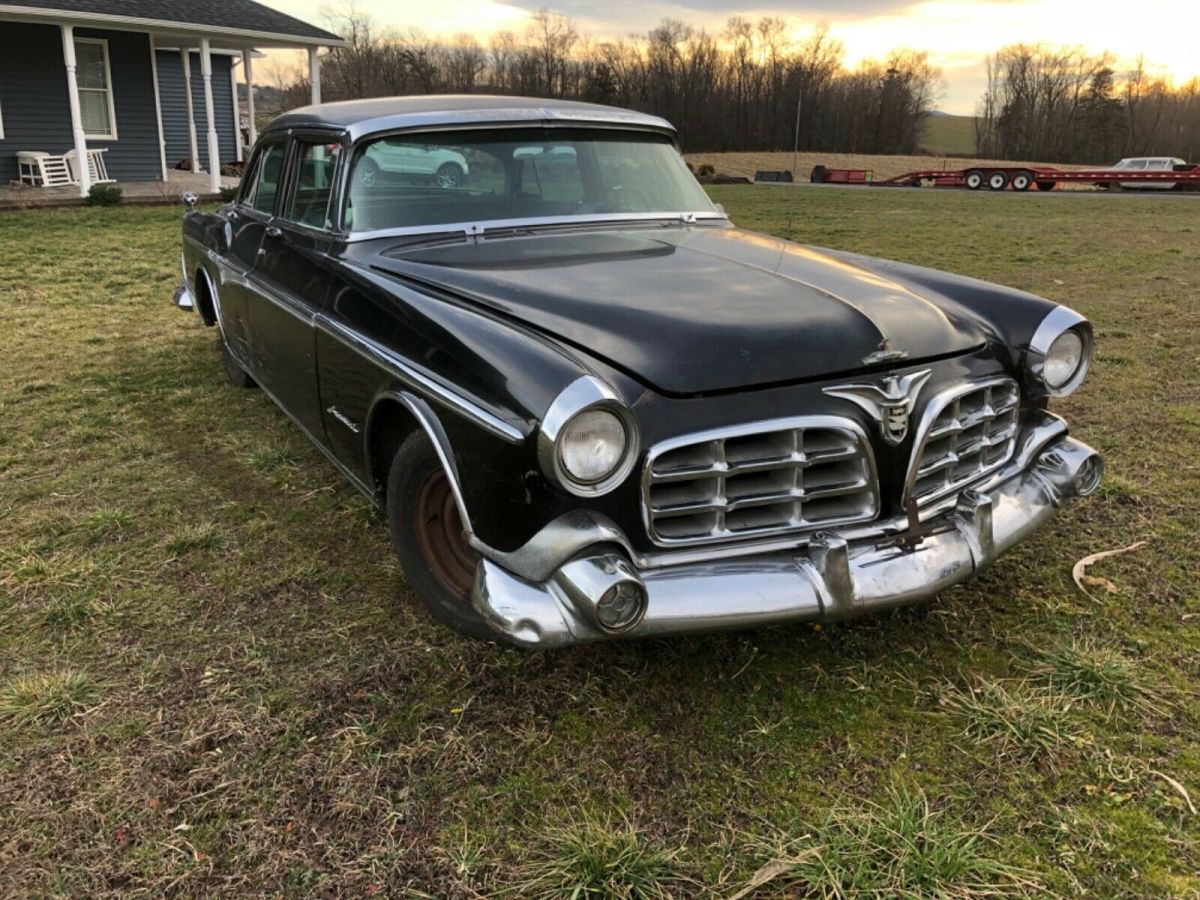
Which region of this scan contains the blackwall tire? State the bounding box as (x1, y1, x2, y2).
(964, 170, 984, 190)
(435, 163, 464, 189)
(220, 337, 256, 388)
(987, 171, 1009, 191)
(386, 431, 497, 642)
(1011, 171, 1033, 192)
(1036, 181, 1056, 191)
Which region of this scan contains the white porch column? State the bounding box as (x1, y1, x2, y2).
(242, 48, 257, 147)
(229, 58, 242, 162)
(199, 38, 220, 194)
(148, 38, 168, 180)
(308, 47, 321, 105)
(61, 25, 91, 197)
(180, 50, 200, 173)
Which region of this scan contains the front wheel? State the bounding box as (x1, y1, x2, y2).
(386, 431, 495, 641)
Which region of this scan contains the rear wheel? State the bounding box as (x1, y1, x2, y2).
(386, 431, 494, 641)
(1010, 171, 1033, 192)
(987, 170, 1009, 191)
(964, 169, 984, 190)
(1035, 180, 1056, 191)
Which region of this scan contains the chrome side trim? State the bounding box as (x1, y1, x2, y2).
(248, 361, 376, 502)
(315, 314, 526, 445)
(181, 238, 526, 444)
(367, 389, 475, 533)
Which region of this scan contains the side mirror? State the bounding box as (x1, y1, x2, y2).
(181, 191, 199, 210)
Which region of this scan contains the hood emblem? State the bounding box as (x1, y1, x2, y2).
(823, 369, 931, 445)
(862, 339, 910, 367)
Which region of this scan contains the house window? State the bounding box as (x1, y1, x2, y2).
(74, 38, 117, 139)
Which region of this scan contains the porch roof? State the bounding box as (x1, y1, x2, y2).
(0, 1, 346, 48)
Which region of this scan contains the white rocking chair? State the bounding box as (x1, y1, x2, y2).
(16, 148, 114, 187)
(66, 148, 115, 185)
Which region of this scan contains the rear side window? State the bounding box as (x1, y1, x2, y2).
(244, 141, 286, 214)
(285, 140, 343, 229)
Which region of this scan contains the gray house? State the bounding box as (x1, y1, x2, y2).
(0, 1, 344, 196)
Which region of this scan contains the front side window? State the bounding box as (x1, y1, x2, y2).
(244, 141, 287, 215)
(74, 39, 116, 139)
(285, 140, 343, 229)
(345, 128, 715, 233)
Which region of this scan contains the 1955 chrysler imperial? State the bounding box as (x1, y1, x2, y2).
(174, 96, 1103, 647)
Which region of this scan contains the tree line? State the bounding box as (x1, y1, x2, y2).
(976, 45, 1200, 164)
(268, 7, 941, 156)
(265, 7, 1200, 165)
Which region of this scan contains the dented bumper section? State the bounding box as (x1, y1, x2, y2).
(471, 431, 1103, 648)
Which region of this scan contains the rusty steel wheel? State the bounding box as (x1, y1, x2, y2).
(413, 469, 478, 601)
(386, 430, 496, 641)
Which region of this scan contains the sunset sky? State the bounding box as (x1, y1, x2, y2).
(264, 0, 1200, 115)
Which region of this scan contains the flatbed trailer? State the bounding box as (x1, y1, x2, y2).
(809, 163, 1200, 192)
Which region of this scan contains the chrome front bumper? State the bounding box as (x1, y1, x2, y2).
(471, 430, 1102, 648)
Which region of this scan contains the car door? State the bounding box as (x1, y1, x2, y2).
(225, 138, 288, 371)
(247, 133, 346, 441)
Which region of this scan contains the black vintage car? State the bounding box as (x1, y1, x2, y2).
(174, 95, 1103, 648)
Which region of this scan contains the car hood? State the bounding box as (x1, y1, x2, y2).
(372, 226, 987, 396)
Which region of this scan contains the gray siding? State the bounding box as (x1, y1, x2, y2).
(0, 22, 162, 183)
(156, 50, 238, 172)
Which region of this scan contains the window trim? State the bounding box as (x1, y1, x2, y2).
(74, 37, 118, 141)
(240, 136, 289, 217)
(0, 95, 5, 140)
(281, 131, 348, 234)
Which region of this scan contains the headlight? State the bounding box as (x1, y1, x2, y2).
(558, 409, 627, 483)
(1043, 330, 1085, 390)
(1029, 306, 1093, 397)
(539, 377, 639, 497)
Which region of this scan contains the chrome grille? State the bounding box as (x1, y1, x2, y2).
(910, 378, 1020, 506)
(642, 417, 879, 546)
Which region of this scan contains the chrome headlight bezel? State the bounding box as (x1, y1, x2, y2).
(538, 376, 640, 497)
(1028, 305, 1093, 397)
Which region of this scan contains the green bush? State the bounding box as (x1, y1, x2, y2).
(85, 184, 123, 207)
(218, 186, 239, 202)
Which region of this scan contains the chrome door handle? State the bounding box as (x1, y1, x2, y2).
(265, 225, 283, 238)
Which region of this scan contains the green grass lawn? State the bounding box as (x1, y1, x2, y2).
(1, 188, 1198, 896)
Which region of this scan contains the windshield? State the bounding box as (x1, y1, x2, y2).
(345, 128, 716, 233)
